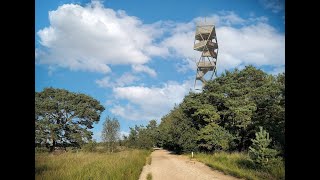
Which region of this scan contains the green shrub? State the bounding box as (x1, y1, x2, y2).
(197, 123, 235, 151)
(82, 141, 97, 152)
(249, 127, 278, 167)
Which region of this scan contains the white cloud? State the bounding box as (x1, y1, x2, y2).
(176, 58, 197, 73)
(37, 4, 283, 77)
(216, 23, 284, 73)
(96, 72, 139, 88)
(194, 11, 246, 26)
(96, 77, 111, 88)
(116, 73, 139, 85)
(161, 30, 199, 59)
(259, 0, 284, 13)
(36, 2, 167, 73)
(110, 80, 193, 121)
(132, 64, 157, 77)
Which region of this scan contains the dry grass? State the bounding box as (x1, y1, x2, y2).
(35, 149, 151, 180)
(146, 155, 152, 165)
(147, 173, 152, 180)
(193, 151, 284, 180)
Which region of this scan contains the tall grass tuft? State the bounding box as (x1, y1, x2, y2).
(146, 155, 152, 165)
(193, 151, 284, 180)
(147, 173, 152, 180)
(35, 149, 151, 180)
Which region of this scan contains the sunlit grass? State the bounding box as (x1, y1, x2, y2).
(35, 149, 151, 180)
(191, 151, 284, 180)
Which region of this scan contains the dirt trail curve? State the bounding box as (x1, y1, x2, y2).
(139, 148, 242, 180)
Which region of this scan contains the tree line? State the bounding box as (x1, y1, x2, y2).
(155, 65, 284, 155)
(123, 65, 284, 165)
(35, 65, 284, 164)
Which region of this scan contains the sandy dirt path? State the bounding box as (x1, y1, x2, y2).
(139, 149, 242, 180)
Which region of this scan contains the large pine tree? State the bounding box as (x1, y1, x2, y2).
(35, 87, 105, 151)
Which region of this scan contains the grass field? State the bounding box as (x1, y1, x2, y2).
(191, 151, 284, 180)
(35, 149, 151, 180)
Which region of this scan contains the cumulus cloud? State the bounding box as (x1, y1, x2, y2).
(161, 30, 199, 59)
(194, 11, 246, 26)
(216, 23, 284, 72)
(259, 0, 284, 13)
(36, 2, 167, 74)
(96, 72, 139, 88)
(176, 58, 197, 74)
(37, 2, 284, 77)
(110, 80, 193, 121)
(132, 64, 157, 77)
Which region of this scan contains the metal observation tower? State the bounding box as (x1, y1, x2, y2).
(193, 23, 218, 89)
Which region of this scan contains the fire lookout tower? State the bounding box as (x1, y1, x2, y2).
(193, 23, 218, 89)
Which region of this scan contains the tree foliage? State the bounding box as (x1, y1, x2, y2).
(156, 66, 284, 154)
(125, 120, 159, 149)
(197, 123, 235, 151)
(82, 140, 97, 152)
(35, 88, 105, 151)
(158, 107, 198, 153)
(249, 127, 278, 166)
(102, 117, 120, 152)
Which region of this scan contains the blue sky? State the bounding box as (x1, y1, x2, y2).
(35, 0, 285, 141)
